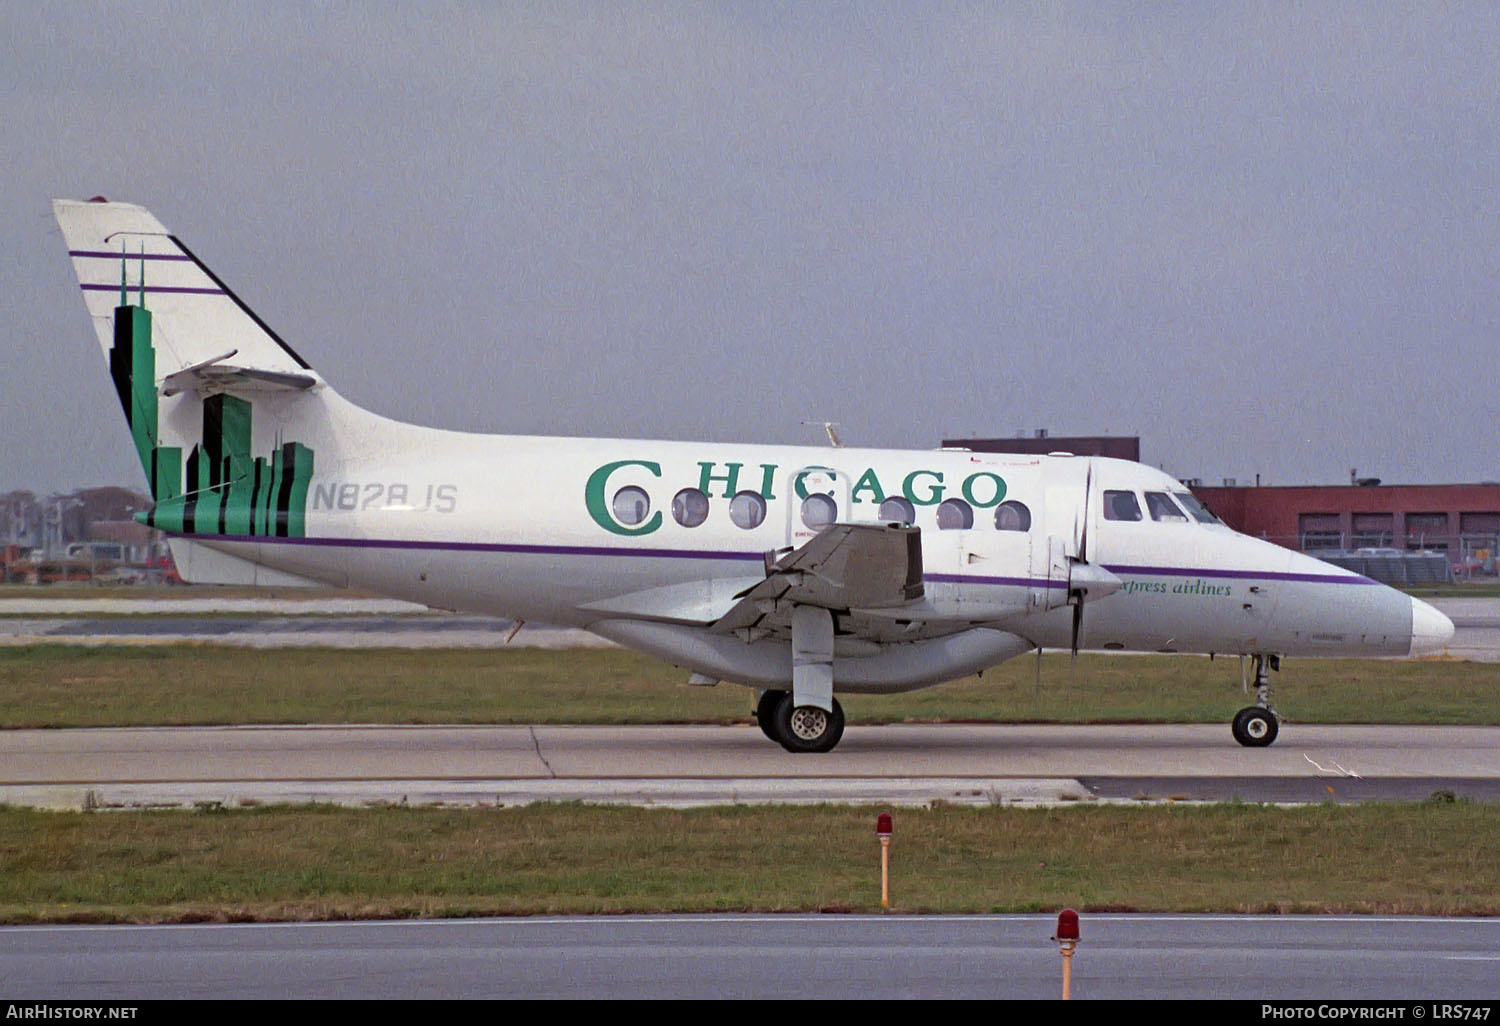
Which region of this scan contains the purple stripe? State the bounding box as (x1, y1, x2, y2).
(80, 283, 225, 296)
(1104, 563, 1377, 585)
(70, 249, 193, 261)
(176, 533, 767, 563)
(926, 573, 1065, 589)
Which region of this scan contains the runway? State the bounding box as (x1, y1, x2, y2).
(5, 722, 1499, 809)
(6, 914, 1499, 999)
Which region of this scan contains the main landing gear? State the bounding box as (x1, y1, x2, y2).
(1231, 654, 1281, 748)
(755, 689, 845, 753)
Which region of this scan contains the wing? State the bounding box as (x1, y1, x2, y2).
(711, 522, 924, 639)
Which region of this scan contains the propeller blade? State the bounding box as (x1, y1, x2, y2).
(1069, 596, 1083, 686)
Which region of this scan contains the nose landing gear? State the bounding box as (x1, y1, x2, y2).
(1231, 654, 1281, 747)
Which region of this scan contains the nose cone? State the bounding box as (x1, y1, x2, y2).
(1409, 596, 1455, 657)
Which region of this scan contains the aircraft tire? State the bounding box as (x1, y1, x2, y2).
(1231, 706, 1278, 748)
(755, 689, 787, 743)
(772, 693, 845, 753)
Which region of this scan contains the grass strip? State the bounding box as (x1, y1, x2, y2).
(2, 801, 1496, 923)
(0, 645, 1495, 729)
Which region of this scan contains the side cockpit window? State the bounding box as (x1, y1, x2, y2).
(1145, 491, 1189, 522)
(1102, 489, 1143, 522)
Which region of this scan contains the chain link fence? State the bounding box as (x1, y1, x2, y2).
(1261, 531, 1499, 585)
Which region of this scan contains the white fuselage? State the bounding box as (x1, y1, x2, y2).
(188, 414, 1428, 692)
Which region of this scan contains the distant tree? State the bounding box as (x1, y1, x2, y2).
(73, 486, 151, 524)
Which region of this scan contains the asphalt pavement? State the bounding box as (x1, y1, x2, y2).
(5, 915, 1498, 1000)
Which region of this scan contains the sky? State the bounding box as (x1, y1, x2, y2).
(3, 2, 1497, 495)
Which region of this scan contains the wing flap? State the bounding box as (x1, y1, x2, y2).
(712, 523, 923, 636)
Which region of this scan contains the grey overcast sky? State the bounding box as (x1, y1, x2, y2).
(3, 2, 1497, 495)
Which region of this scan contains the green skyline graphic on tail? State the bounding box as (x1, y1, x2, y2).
(109, 253, 314, 538)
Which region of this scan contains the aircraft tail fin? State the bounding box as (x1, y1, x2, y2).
(53, 198, 334, 539)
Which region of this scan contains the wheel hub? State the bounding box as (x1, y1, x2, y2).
(788, 706, 828, 741)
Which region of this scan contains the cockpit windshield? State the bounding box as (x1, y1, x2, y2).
(1173, 492, 1221, 524)
(1145, 491, 1189, 522)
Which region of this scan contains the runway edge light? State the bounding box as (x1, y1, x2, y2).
(875, 813, 893, 909)
(1051, 908, 1080, 1000)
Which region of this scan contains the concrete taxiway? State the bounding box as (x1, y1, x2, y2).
(4, 722, 1498, 810)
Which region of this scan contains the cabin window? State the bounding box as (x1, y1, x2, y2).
(729, 490, 767, 530)
(878, 497, 916, 526)
(611, 486, 652, 527)
(801, 493, 838, 529)
(994, 500, 1031, 532)
(1145, 491, 1188, 522)
(1174, 492, 1220, 524)
(936, 498, 974, 531)
(672, 488, 710, 528)
(1103, 490, 1143, 522)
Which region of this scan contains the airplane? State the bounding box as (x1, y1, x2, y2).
(51, 198, 1456, 753)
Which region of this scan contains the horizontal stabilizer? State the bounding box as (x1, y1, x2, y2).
(160, 360, 319, 397)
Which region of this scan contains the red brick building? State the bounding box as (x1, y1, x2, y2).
(1191, 483, 1500, 579)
